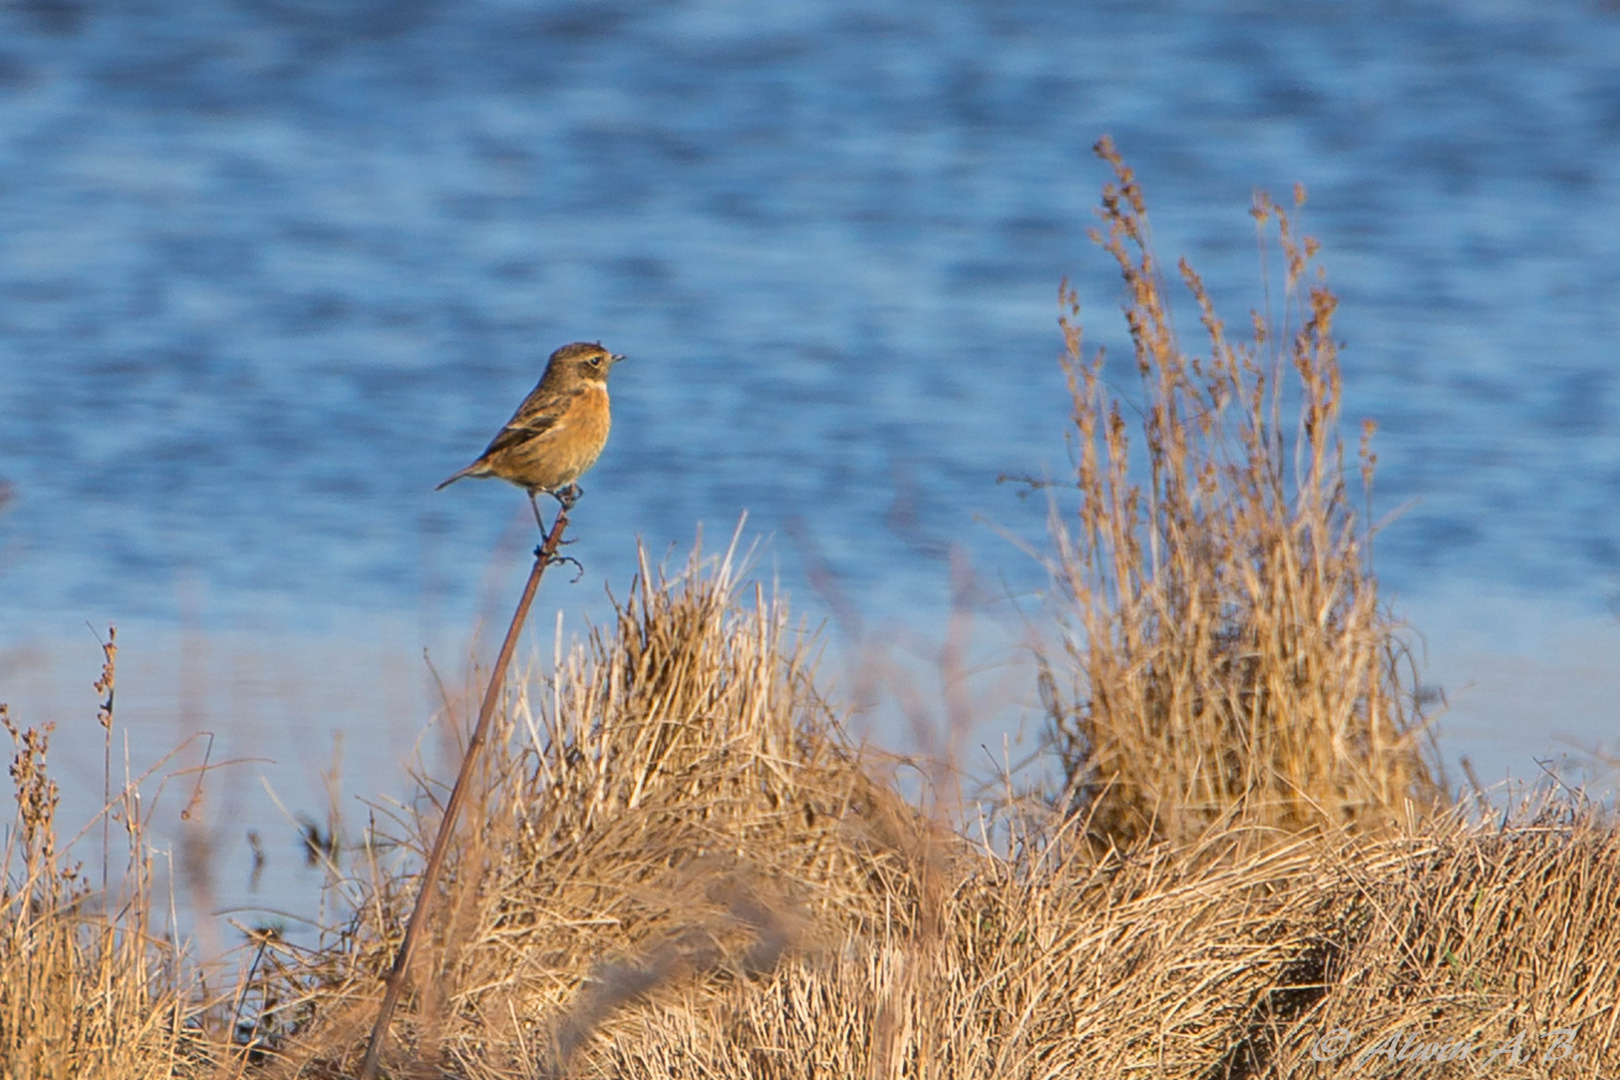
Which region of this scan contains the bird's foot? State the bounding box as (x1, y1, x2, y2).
(553, 484, 582, 511)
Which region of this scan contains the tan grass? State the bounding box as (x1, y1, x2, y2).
(0, 652, 218, 1079)
(5, 559, 1620, 1079)
(247, 538, 1616, 1080)
(267, 539, 936, 1078)
(1035, 138, 1444, 847)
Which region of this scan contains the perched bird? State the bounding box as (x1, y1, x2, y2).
(437, 341, 625, 525)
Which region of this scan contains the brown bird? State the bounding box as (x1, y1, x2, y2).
(437, 341, 625, 525)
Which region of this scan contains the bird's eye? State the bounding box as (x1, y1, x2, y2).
(587, 355, 602, 367)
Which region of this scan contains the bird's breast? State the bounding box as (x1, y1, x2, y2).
(578, 385, 611, 445)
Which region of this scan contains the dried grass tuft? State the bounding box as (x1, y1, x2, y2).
(1036, 138, 1444, 847)
(0, 656, 215, 1079)
(274, 539, 938, 1078)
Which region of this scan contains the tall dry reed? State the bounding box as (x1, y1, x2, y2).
(1037, 139, 1443, 847)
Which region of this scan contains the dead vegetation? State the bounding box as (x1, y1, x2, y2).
(0, 663, 208, 1079)
(1, 144, 1615, 1079)
(1034, 138, 1443, 847)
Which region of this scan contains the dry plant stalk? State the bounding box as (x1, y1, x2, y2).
(0, 651, 213, 1079)
(360, 503, 573, 1080)
(1041, 138, 1443, 847)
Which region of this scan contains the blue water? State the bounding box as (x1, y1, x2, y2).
(2, 0, 1620, 923)
(3, 0, 1618, 628)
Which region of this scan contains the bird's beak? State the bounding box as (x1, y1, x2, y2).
(610, 353, 627, 365)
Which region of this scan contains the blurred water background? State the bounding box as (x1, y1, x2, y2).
(3, 0, 1620, 933)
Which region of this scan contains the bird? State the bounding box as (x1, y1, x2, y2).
(436, 341, 625, 528)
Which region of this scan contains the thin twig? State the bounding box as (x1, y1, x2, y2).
(359, 506, 572, 1080)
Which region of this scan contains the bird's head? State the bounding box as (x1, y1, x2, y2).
(546, 341, 625, 387)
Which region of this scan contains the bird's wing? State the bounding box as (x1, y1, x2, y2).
(479, 386, 582, 456)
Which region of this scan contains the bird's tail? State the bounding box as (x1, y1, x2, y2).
(435, 462, 487, 490)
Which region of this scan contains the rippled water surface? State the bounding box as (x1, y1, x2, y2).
(2, 0, 1620, 913)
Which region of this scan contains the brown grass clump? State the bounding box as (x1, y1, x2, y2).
(580, 809, 1620, 1079)
(1258, 802, 1620, 1079)
(0, 639, 212, 1079)
(271, 540, 937, 1078)
(1036, 138, 1444, 847)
